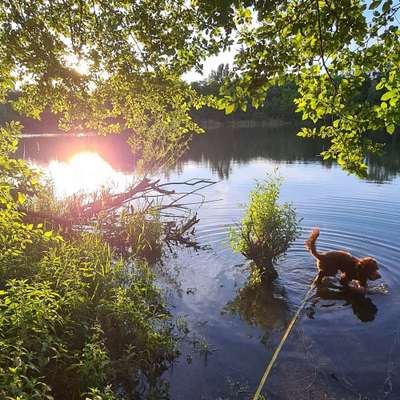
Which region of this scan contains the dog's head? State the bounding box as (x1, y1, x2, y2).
(358, 257, 381, 283)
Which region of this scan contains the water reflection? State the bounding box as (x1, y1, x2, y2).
(366, 137, 400, 183)
(223, 273, 290, 344)
(177, 127, 329, 180)
(19, 127, 400, 183)
(17, 134, 135, 172)
(308, 285, 378, 322)
(178, 128, 400, 182)
(43, 151, 131, 196)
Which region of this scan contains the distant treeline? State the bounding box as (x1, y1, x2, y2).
(0, 65, 393, 134)
(0, 92, 61, 134)
(190, 64, 388, 124)
(191, 64, 298, 122)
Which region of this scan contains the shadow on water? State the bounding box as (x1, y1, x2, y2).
(308, 284, 378, 323)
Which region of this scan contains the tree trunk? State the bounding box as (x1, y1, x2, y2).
(262, 262, 278, 281)
(254, 257, 278, 281)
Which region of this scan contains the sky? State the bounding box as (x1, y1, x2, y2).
(183, 49, 236, 82)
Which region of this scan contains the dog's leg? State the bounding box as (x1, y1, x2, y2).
(316, 270, 326, 284)
(339, 273, 350, 287)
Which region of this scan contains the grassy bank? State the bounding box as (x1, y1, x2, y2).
(0, 124, 180, 399)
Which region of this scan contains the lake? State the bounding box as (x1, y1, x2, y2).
(19, 128, 400, 400)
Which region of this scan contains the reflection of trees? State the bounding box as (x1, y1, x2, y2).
(366, 137, 400, 183)
(179, 127, 330, 180)
(179, 127, 400, 182)
(18, 128, 400, 183)
(224, 274, 290, 339)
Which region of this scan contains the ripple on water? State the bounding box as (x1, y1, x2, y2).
(194, 203, 399, 283)
(128, 158, 400, 399)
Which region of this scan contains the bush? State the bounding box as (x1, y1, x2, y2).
(230, 174, 300, 280)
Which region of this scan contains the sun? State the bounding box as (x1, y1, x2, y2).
(65, 53, 90, 75)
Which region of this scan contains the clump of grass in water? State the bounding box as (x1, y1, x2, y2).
(229, 173, 301, 281)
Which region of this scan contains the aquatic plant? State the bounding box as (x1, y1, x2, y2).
(230, 174, 301, 280)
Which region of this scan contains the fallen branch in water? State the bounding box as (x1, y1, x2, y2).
(165, 214, 200, 249)
(79, 178, 178, 218)
(23, 177, 217, 258)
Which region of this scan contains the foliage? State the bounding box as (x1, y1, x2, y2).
(230, 174, 300, 279)
(216, 0, 400, 176)
(192, 64, 299, 120)
(0, 128, 178, 398)
(99, 207, 164, 263)
(192, 64, 231, 96)
(0, 0, 231, 172)
(27, 182, 166, 263)
(3, 1, 396, 176)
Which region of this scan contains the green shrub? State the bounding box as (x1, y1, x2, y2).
(230, 174, 301, 280)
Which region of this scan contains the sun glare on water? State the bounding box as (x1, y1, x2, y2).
(47, 152, 130, 197)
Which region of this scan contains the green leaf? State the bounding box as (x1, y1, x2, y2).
(382, 0, 391, 13)
(381, 91, 396, 101)
(44, 231, 53, 238)
(225, 102, 236, 114)
(369, 0, 382, 9)
(17, 192, 26, 205)
(387, 124, 395, 134)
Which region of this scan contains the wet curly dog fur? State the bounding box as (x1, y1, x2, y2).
(305, 228, 381, 292)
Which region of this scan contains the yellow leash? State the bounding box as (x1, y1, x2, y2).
(252, 275, 318, 400)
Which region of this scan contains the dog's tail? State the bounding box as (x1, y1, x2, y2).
(305, 228, 321, 259)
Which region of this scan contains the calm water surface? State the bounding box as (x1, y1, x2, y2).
(19, 128, 400, 400)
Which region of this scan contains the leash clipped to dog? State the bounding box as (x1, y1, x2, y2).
(252, 275, 319, 400)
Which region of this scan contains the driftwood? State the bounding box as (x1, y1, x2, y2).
(23, 177, 216, 255)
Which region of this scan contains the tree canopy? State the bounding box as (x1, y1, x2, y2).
(218, 0, 400, 176)
(1, 1, 399, 175)
(0, 0, 231, 172)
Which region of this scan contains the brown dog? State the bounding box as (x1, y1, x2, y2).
(306, 228, 381, 293)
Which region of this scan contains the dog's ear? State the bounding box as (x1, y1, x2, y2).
(358, 257, 375, 268)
